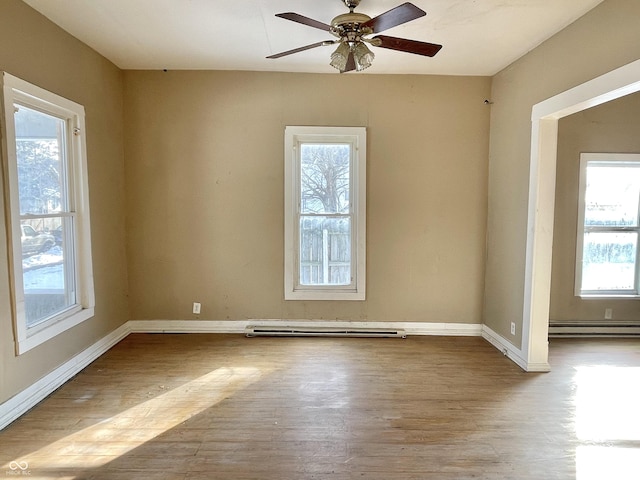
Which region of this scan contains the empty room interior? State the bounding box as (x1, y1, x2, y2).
(1, 0, 640, 478)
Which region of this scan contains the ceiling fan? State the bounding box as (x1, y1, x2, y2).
(266, 0, 442, 73)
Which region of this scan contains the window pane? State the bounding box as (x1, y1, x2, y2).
(584, 165, 640, 226)
(300, 144, 350, 214)
(299, 216, 351, 285)
(14, 105, 66, 216)
(581, 232, 637, 291)
(21, 217, 75, 328)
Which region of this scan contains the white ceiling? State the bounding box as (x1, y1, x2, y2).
(22, 0, 604, 76)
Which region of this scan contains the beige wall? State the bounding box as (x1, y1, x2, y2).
(0, 0, 128, 403)
(123, 71, 491, 323)
(485, 0, 640, 346)
(551, 92, 640, 323)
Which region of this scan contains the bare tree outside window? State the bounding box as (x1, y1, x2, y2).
(300, 144, 350, 214)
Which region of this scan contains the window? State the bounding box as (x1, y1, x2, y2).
(575, 153, 640, 297)
(284, 126, 366, 300)
(1, 73, 94, 353)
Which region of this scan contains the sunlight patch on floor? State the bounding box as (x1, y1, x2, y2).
(576, 446, 640, 480)
(1, 366, 269, 477)
(575, 366, 640, 441)
(574, 366, 640, 479)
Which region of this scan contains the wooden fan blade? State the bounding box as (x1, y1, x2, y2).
(275, 12, 332, 32)
(266, 41, 332, 59)
(373, 35, 442, 57)
(343, 52, 356, 73)
(362, 3, 426, 33)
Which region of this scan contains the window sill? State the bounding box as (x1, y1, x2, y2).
(578, 294, 640, 300)
(17, 307, 95, 354)
(285, 289, 365, 301)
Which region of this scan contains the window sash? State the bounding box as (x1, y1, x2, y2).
(296, 140, 355, 290)
(297, 214, 353, 288)
(575, 154, 640, 297)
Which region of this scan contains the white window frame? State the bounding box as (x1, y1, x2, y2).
(284, 126, 366, 300)
(1, 72, 95, 354)
(575, 153, 640, 298)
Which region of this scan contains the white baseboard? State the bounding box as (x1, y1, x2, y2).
(128, 319, 248, 334)
(0, 322, 131, 430)
(481, 324, 550, 372)
(0, 319, 505, 430)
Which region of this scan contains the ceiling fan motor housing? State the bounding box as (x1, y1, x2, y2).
(331, 12, 373, 41)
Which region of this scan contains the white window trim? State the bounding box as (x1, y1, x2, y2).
(284, 126, 366, 301)
(575, 152, 640, 299)
(1, 72, 95, 354)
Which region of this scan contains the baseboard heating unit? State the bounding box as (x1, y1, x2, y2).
(245, 325, 407, 338)
(548, 323, 640, 337)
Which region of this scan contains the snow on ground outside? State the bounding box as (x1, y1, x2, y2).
(22, 246, 64, 291)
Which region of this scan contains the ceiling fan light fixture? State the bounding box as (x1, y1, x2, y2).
(352, 41, 375, 71)
(330, 42, 351, 71)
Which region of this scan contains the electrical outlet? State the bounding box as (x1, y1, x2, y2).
(193, 302, 201, 314)
(605, 308, 613, 320)
(510, 322, 516, 335)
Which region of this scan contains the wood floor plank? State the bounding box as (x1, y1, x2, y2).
(1, 334, 639, 479)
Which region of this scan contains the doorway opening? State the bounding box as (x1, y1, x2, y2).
(524, 59, 640, 371)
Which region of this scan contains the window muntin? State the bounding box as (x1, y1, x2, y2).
(284, 127, 366, 300)
(576, 154, 640, 297)
(2, 72, 94, 353)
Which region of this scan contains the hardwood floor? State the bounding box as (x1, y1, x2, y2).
(1, 334, 639, 479)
